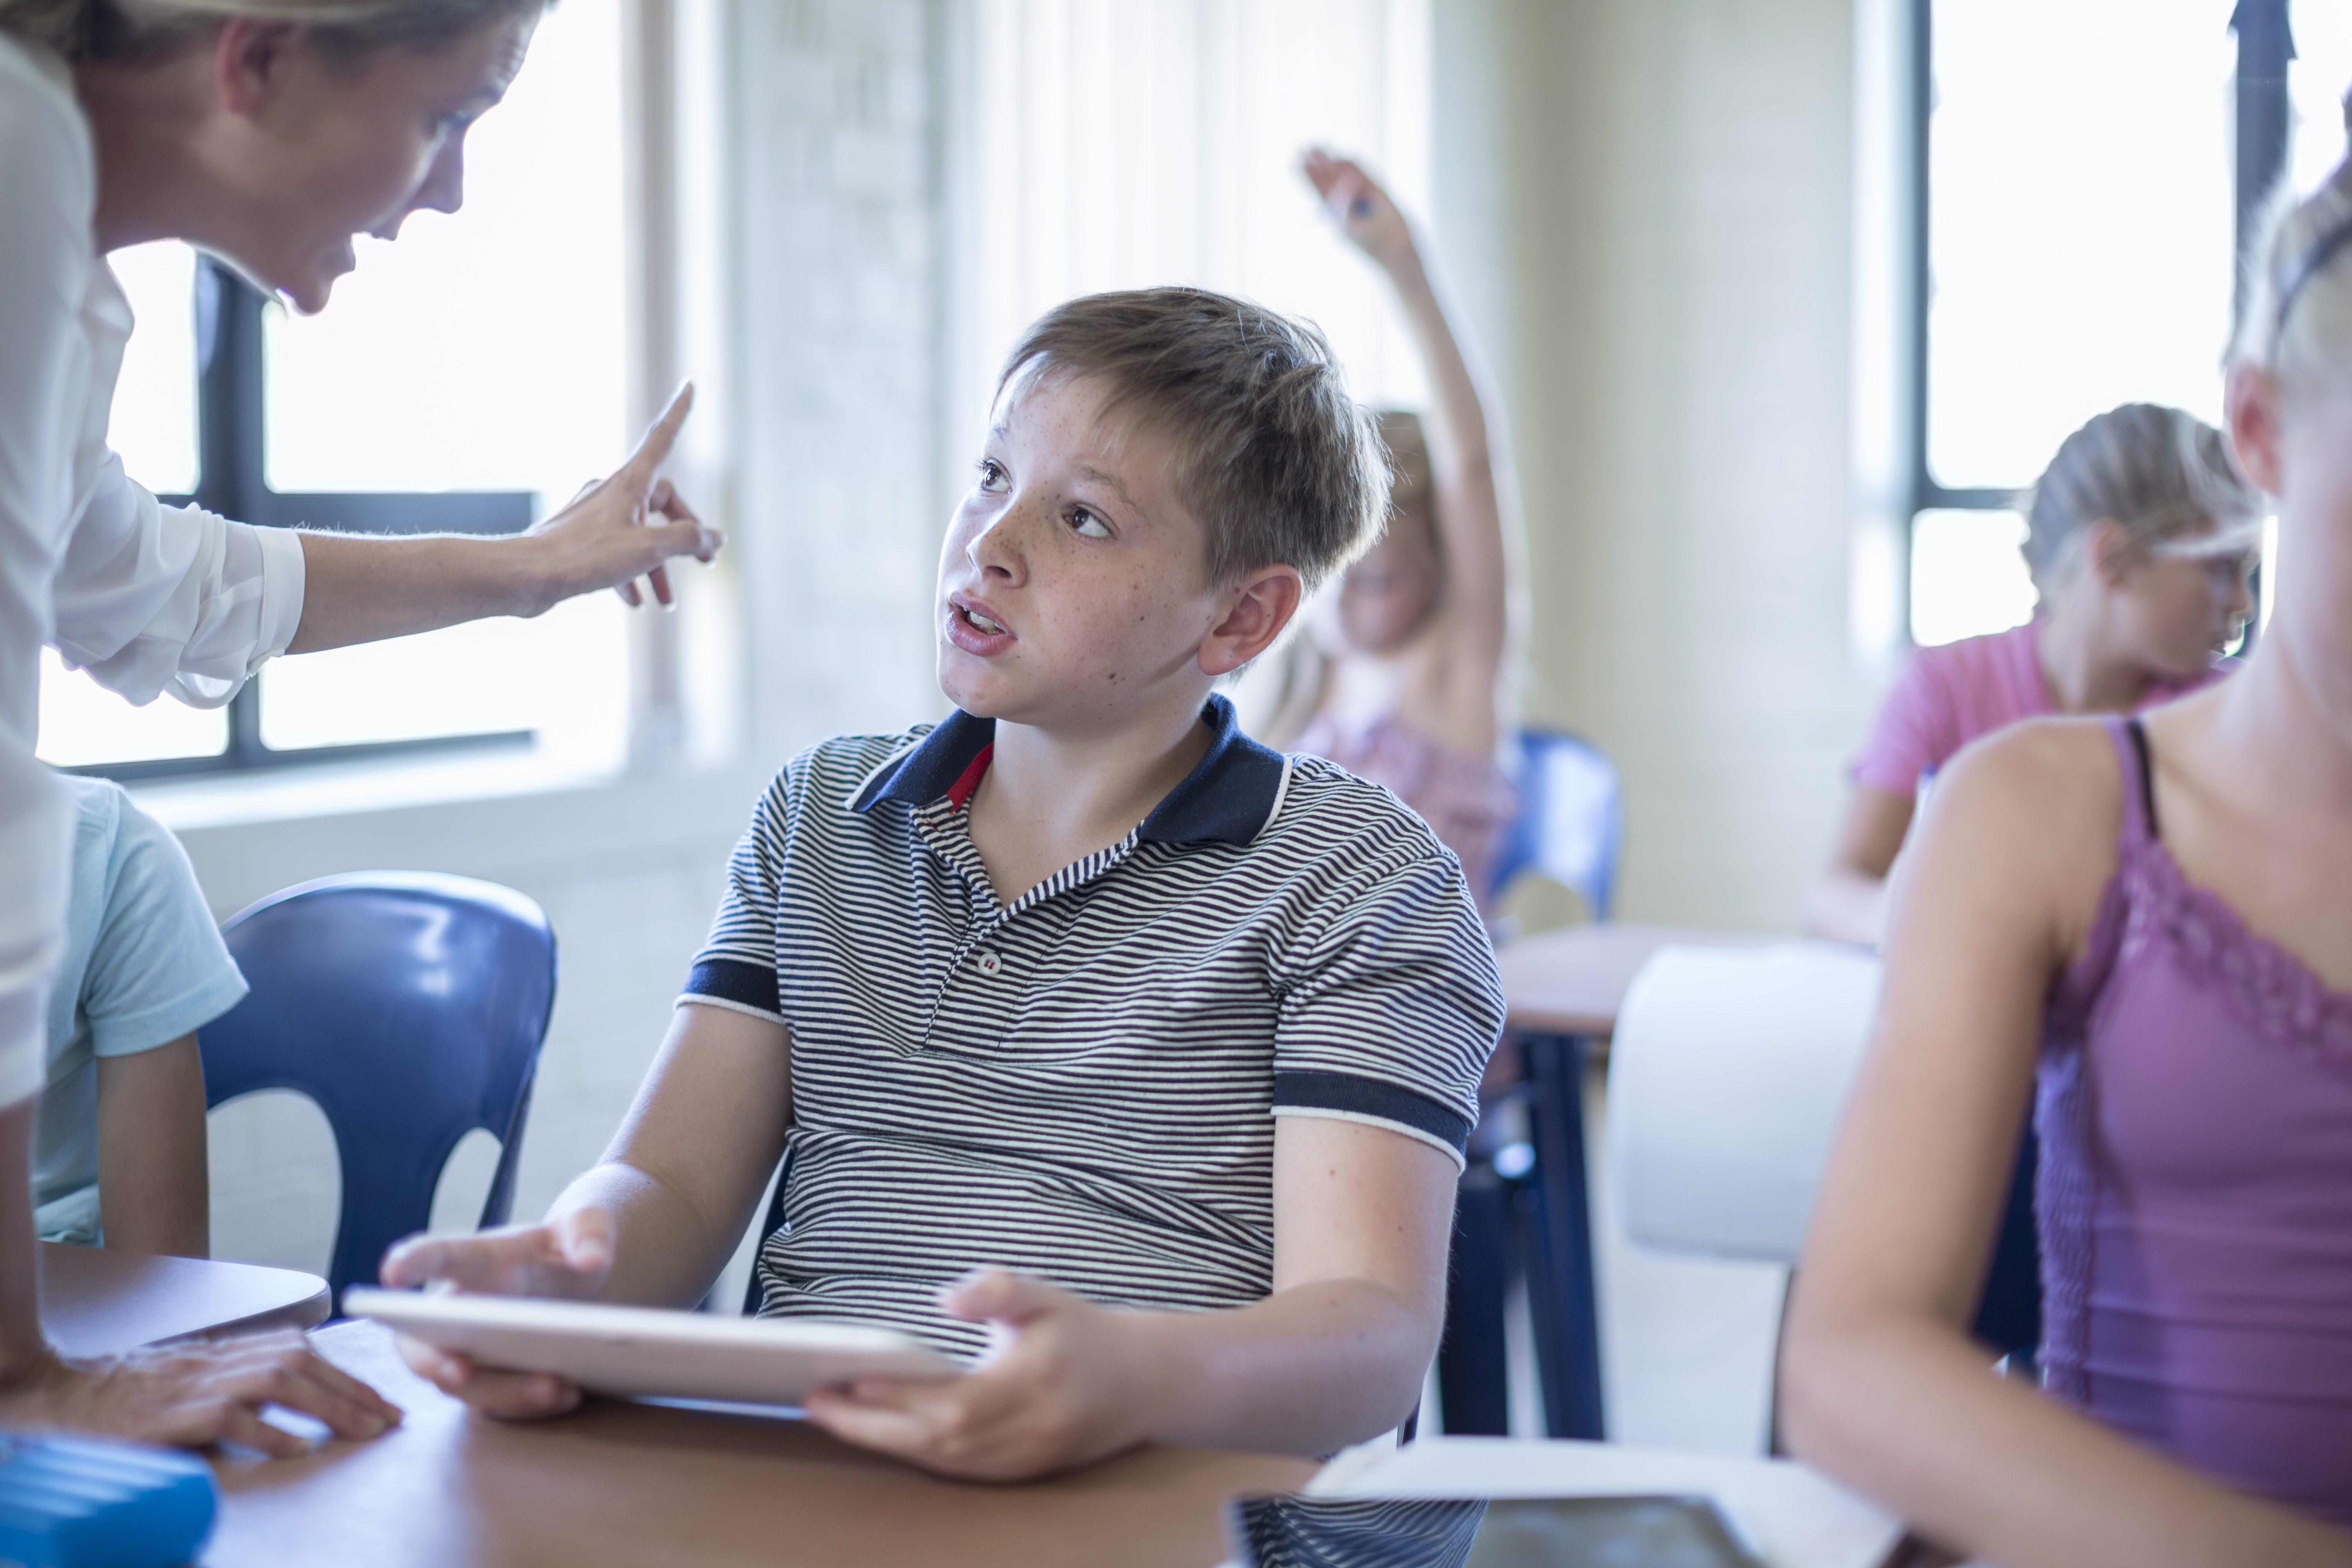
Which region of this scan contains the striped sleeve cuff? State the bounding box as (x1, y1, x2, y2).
(1271, 1069, 1473, 1167)
(678, 957, 783, 1023)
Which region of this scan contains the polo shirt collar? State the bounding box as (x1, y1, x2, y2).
(849, 693, 1289, 847)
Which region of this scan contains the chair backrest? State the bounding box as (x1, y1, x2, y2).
(202, 872, 556, 1302)
(1609, 943, 2041, 1355)
(1491, 729, 1623, 920)
(1608, 943, 1881, 1262)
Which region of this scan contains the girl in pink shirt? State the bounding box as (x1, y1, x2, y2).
(1806, 404, 2259, 947)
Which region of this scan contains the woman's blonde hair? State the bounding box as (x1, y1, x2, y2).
(2021, 404, 2260, 593)
(0, 0, 538, 63)
(2233, 155, 2352, 398)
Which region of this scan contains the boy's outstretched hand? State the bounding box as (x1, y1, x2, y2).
(801, 1269, 1159, 1482)
(1302, 148, 1418, 275)
(376, 1208, 618, 1422)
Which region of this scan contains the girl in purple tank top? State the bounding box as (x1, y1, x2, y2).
(1780, 160, 2352, 1568)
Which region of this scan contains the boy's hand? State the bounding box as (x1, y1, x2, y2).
(801, 1270, 1159, 1481)
(0, 1332, 402, 1458)
(375, 1208, 617, 1421)
(1302, 149, 1418, 274)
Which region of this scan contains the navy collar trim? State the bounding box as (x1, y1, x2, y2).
(849, 693, 1289, 847)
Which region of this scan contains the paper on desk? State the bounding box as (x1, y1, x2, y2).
(1305, 1437, 1904, 1568)
(1609, 942, 1882, 1262)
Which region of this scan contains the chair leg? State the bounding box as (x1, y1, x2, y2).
(1435, 1164, 1512, 1436)
(1520, 1033, 1605, 1440)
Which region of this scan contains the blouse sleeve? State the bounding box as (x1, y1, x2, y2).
(50, 474, 307, 709)
(0, 47, 89, 1106)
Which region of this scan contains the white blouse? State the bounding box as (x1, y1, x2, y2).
(0, 33, 305, 1105)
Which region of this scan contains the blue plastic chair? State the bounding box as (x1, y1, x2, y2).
(201, 872, 557, 1303)
(1489, 728, 1624, 919)
(1432, 729, 1625, 1438)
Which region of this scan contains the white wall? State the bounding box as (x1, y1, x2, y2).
(1434, 0, 1880, 933)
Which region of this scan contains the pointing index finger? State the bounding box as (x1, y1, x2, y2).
(624, 382, 696, 481)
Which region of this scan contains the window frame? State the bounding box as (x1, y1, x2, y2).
(72, 257, 540, 785)
(1904, 0, 2294, 646)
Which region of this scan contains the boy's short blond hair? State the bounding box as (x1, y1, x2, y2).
(996, 288, 1388, 593)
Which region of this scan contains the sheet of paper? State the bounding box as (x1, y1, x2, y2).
(1306, 1437, 1905, 1568)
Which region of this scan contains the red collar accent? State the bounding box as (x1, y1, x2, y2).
(945, 742, 994, 812)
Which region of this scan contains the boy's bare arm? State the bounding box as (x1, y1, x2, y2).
(95, 1035, 209, 1257)
(382, 1003, 793, 1420)
(802, 1114, 1457, 1479)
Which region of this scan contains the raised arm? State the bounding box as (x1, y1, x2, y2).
(1780, 723, 2352, 1568)
(1302, 150, 1520, 692)
(284, 386, 722, 653)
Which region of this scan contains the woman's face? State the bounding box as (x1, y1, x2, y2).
(205, 13, 538, 313)
(1335, 511, 1441, 654)
(2103, 525, 2257, 678)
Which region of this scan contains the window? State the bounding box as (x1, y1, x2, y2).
(37, 0, 630, 777)
(956, 0, 1435, 462)
(1908, 0, 2346, 646)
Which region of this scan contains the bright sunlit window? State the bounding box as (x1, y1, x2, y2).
(960, 0, 1435, 456)
(37, 0, 630, 774)
(1911, 0, 2347, 647)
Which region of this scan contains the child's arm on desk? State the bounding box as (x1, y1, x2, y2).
(802, 1115, 1454, 1481)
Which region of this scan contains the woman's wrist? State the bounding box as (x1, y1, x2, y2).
(0, 1343, 77, 1421)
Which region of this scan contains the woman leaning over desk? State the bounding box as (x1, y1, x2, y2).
(1781, 161, 2352, 1565)
(0, 0, 719, 1452)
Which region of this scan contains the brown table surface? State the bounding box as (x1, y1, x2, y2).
(1496, 922, 1769, 1039)
(202, 1320, 1320, 1568)
(38, 1242, 332, 1357)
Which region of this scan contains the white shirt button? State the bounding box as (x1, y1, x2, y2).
(976, 951, 1003, 977)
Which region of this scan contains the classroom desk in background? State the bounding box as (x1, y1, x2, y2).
(37, 1242, 331, 1357)
(1495, 922, 1767, 1042)
(202, 1320, 1318, 1568)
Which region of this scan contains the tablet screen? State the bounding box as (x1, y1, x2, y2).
(1226, 1493, 1764, 1568)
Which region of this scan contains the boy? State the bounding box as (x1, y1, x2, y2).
(385, 288, 1506, 1478)
(37, 777, 244, 1254)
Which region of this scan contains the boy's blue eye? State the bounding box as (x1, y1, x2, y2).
(1070, 507, 1111, 539)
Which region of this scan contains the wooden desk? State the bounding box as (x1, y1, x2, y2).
(38, 1243, 331, 1358)
(1497, 922, 1767, 1039)
(204, 1321, 1319, 1568)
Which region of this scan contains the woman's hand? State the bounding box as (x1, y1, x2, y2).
(1302, 149, 1418, 274)
(802, 1270, 1160, 1482)
(0, 1332, 402, 1459)
(522, 384, 723, 613)
(375, 1207, 617, 1421)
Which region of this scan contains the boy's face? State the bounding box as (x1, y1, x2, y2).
(938, 373, 1238, 734)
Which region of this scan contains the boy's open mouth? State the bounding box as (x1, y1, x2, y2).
(954, 604, 1008, 636)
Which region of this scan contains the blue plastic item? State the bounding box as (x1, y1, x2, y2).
(1489, 728, 1624, 920)
(0, 1431, 216, 1568)
(201, 872, 557, 1303)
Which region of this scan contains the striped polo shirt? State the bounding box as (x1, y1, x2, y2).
(681, 693, 1504, 1356)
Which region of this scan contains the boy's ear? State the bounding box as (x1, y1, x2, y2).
(1199, 565, 1304, 678)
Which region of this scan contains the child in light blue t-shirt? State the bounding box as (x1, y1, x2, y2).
(34, 778, 245, 1253)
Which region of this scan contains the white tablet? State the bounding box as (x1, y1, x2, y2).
(344, 1287, 960, 1407)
